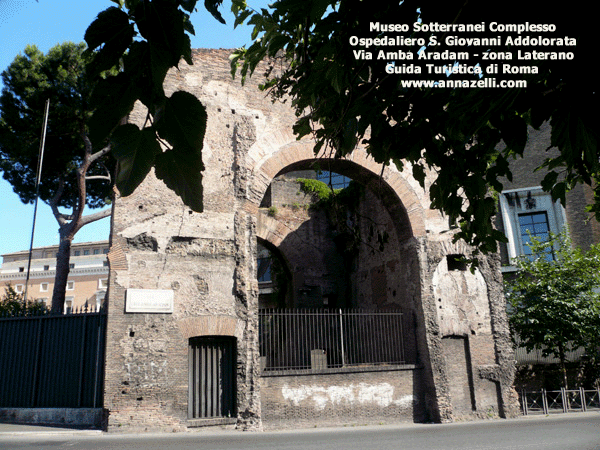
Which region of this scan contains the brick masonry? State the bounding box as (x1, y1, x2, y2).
(260, 367, 425, 429)
(102, 49, 518, 432)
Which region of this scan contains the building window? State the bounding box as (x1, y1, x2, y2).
(518, 212, 553, 261)
(15, 284, 24, 293)
(103, 248, 109, 254)
(38, 298, 48, 308)
(64, 297, 74, 314)
(98, 278, 108, 289)
(316, 170, 351, 189)
(18, 267, 24, 273)
(69, 263, 75, 269)
(74, 250, 80, 256)
(499, 187, 565, 267)
(84, 250, 90, 256)
(66, 281, 74, 290)
(43, 265, 50, 271)
(103, 260, 109, 267)
(40, 283, 49, 292)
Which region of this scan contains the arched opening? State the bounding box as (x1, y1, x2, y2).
(255, 159, 420, 368)
(257, 239, 292, 308)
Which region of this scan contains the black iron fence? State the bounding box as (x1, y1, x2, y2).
(259, 309, 406, 372)
(0, 307, 106, 408)
(519, 387, 600, 415)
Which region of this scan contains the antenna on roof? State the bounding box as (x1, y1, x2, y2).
(24, 99, 50, 304)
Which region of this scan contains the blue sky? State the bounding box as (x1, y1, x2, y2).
(0, 0, 269, 257)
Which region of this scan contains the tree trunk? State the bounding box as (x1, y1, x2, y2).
(51, 230, 74, 314)
(558, 342, 569, 390)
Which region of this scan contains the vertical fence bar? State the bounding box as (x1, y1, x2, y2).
(30, 316, 43, 406)
(542, 389, 548, 414)
(338, 309, 346, 367)
(77, 313, 88, 407)
(521, 390, 528, 415)
(188, 341, 193, 418)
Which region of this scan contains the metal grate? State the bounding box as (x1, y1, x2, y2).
(0, 307, 106, 408)
(188, 336, 236, 419)
(259, 309, 406, 372)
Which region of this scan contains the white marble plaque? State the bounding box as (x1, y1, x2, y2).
(125, 289, 174, 313)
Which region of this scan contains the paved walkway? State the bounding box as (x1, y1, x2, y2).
(1, 411, 598, 437)
(0, 422, 103, 436)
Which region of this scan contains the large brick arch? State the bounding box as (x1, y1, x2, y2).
(247, 140, 426, 241)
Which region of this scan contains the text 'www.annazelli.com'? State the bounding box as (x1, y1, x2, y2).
(400, 79, 527, 88)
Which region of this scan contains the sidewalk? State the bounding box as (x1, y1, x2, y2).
(0, 422, 103, 437)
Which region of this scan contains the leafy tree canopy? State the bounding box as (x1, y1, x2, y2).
(0, 42, 112, 209)
(506, 233, 600, 386)
(0, 285, 48, 317)
(0, 42, 117, 311)
(230, 0, 597, 258)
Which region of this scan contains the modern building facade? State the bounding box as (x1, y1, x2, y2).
(0, 241, 110, 311)
(496, 122, 600, 268)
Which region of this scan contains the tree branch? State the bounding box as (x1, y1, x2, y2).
(48, 179, 70, 227)
(78, 208, 112, 228)
(89, 143, 111, 163)
(85, 175, 112, 182)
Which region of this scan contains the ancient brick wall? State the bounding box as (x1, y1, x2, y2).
(103, 49, 518, 432)
(260, 367, 425, 429)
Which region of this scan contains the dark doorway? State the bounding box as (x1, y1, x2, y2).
(188, 336, 236, 419)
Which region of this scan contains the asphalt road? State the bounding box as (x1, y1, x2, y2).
(1, 413, 599, 450)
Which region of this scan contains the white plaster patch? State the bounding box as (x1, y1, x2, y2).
(281, 382, 413, 410)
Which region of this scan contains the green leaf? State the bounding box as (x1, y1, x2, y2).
(133, 0, 187, 67)
(89, 72, 140, 145)
(111, 124, 162, 196)
(204, 0, 226, 24)
(412, 164, 426, 186)
(181, 0, 199, 13)
(154, 149, 204, 212)
(156, 91, 207, 153)
(233, 7, 252, 28)
(84, 7, 131, 51)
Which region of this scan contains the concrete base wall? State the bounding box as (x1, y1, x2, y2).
(260, 366, 425, 429)
(0, 408, 104, 428)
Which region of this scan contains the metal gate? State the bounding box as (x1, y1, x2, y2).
(188, 336, 236, 419)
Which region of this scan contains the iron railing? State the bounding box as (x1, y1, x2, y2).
(519, 387, 600, 415)
(0, 306, 106, 408)
(259, 309, 406, 372)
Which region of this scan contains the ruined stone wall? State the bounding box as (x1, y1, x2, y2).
(103, 49, 518, 432)
(104, 49, 279, 432)
(351, 189, 421, 312)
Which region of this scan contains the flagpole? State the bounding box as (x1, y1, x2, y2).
(24, 99, 50, 305)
